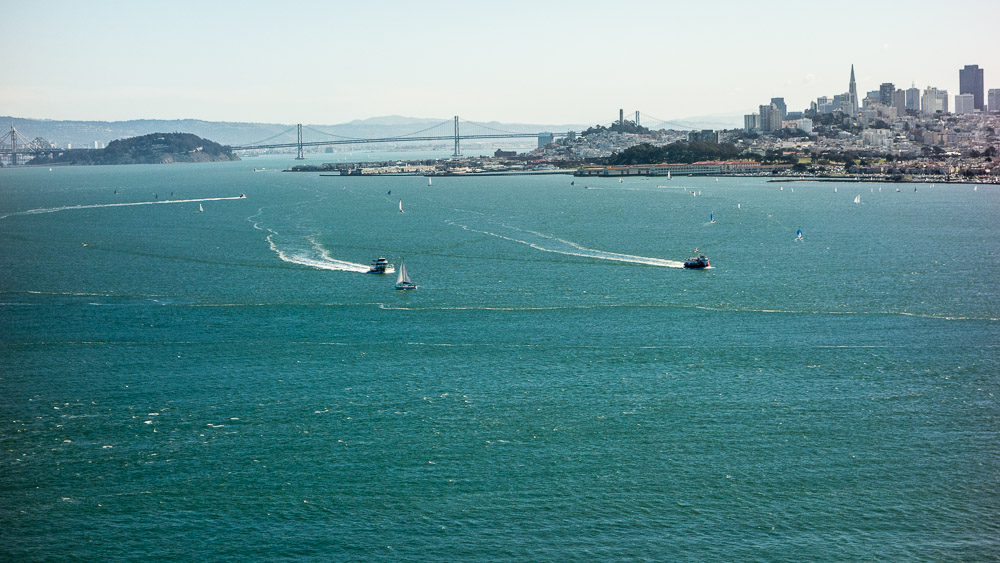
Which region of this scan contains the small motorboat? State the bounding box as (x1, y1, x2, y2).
(367, 257, 392, 274)
(683, 254, 710, 269)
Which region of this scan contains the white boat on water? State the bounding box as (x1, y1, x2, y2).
(428, 177, 433, 186)
(367, 257, 392, 274)
(394, 260, 417, 290)
(854, 194, 861, 204)
(199, 203, 204, 212)
(399, 200, 404, 213)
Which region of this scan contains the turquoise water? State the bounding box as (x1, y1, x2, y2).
(2, 160, 998, 561)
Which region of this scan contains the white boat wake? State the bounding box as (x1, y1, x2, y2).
(250, 216, 374, 273)
(447, 220, 685, 268)
(0, 196, 247, 220)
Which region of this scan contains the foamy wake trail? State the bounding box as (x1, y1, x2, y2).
(254, 221, 372, 273)
(0, 196, 247, 220)
(448, 220, 684, 268)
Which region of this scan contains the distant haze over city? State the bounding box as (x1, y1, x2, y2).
(2, 1, 997, 126)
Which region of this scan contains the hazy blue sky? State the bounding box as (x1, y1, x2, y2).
(3, 0, 998, 125)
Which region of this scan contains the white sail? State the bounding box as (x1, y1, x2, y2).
(428, 177, 432, 186)
(395, 259, 416, 289)
(854, 194, 860, 204)
(199, 203, 204, 212)
(399, 200, 404, 213)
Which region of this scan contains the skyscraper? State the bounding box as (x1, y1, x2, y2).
(905, 84, 921, 112)
(879, 83, 895, 107)
(770, 98, 787, 120)
(758, 104, 783, 133)
(954, 94, 975, 115)
(959, 64, 984, 110)
(848, 64, 859, 117)
(989, 89, 1000, 113)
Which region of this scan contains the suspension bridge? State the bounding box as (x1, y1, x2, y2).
(231, 117, 569, 159)
(2, 112, 696, 164)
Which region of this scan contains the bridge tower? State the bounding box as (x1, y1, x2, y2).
(296, 124, 304, 160)
(452, 116, 461, 157)
(635, 111, 640, 127)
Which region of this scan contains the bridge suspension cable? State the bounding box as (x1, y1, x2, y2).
(243, 126, 299, 147)
(637, 112, 693, 130)
(460, 120, 523, 136)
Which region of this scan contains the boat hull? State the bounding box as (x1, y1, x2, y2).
(683, 255, 710, 269)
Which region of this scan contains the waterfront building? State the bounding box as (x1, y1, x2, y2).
(959, 64, 985, 110)
(955, 94, 975, 115)
(989, 89, 1000, 112)
(906, 85, 921, 112)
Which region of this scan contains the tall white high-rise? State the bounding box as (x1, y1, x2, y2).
(988, 89, 1000, 113)
(954, 94, 975, 114)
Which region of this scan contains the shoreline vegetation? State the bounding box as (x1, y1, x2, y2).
(24, 133, 239, 166)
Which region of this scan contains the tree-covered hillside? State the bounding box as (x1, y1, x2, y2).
(29, 133, 238, 166)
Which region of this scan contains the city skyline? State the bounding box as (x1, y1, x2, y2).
(3, 0, 998, 125)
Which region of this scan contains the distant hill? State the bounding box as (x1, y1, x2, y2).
(28, 133, 239, 166)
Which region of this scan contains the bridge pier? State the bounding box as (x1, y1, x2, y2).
(296, 124, 304, 160)
(452, 116, 461, 157)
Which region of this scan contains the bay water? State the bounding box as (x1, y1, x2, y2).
(2, 157, 998, 561)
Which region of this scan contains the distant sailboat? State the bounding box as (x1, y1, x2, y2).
(710, 212, 715, 223)
(796, 229, 803, 241)
(399, 200, 404, 213)
(834, 187, 837, 192)
(854, 194, 861, 204)
(619, 178, 623, 183)
(667, 171, 671, 180)
(428, 177, 433, 186)
(394, 260, 417, 290)
(737, 203, 741, 210)
(387, 190, 391, 195)
(570, 180, 575, 185)
(198, 203, 204, 212)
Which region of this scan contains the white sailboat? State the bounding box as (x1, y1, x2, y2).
(198, 203, 204, 212)
(394, 260, 417, 290)
(854, 194, 861, 204)
(428, 177, 433, 186)
(399, 200, 404, 213)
